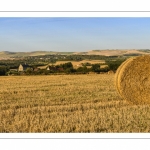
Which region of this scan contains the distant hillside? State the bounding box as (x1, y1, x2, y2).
(0, 51, 74, 59)
(75, 49, 150, 56)
(0, 49, 150, 59)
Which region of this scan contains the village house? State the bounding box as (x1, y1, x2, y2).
(18, 63, 30, 72)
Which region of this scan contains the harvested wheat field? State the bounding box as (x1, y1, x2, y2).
(1, 74, 150, 133)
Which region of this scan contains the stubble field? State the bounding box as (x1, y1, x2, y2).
(0, 74, 150, 132)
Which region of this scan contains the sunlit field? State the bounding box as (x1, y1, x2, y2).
(37, 60, 106, 69)
(0, 74, 150, 132)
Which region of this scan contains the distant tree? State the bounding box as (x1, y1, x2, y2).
(25, 68, 33, 75)
(60, 62, 73, 70)
(106, 59, 126, 71)
(49, 59, 56, 65)
(43, 70, 50, 75)
(0, 66, 9, 76)
(91, 64, 100, 73)
(77, 66, 88, 74)
(65, 68, 76, 74)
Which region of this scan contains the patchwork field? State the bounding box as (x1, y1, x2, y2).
(37, 60, 106, 69)
(0, 74, 150, 132)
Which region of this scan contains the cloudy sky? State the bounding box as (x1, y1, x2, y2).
(0, 17, 150, 52)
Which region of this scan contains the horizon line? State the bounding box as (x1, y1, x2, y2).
(1, 49, 150, 53)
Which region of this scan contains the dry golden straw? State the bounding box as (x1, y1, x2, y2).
(115, 55, 150, 104)
(115, 57, 134, 96)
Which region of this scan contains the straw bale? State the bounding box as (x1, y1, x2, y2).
(108, 70, 114, 74)
(115, 57, 134, 96)
(115, 55, 150, 104)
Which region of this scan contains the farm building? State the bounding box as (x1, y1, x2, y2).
(18, 63, 30, 72)
(46, 66, 57, 71)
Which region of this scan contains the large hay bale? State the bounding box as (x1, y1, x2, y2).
(115, 55, 150, 104)
(115, 57, 134, 96)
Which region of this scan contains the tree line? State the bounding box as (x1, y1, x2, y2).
(0, 58, 126, 76)
(0, 54, 127, 76)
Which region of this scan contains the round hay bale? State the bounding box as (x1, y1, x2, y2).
(115, 55, 150, 104)
(115, 57, 134, 96)
(108, 70, 114, 74)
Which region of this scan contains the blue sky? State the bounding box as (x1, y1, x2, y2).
(0, 17, 150, 52)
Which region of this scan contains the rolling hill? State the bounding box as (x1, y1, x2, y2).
(0, 49, 150, 59)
